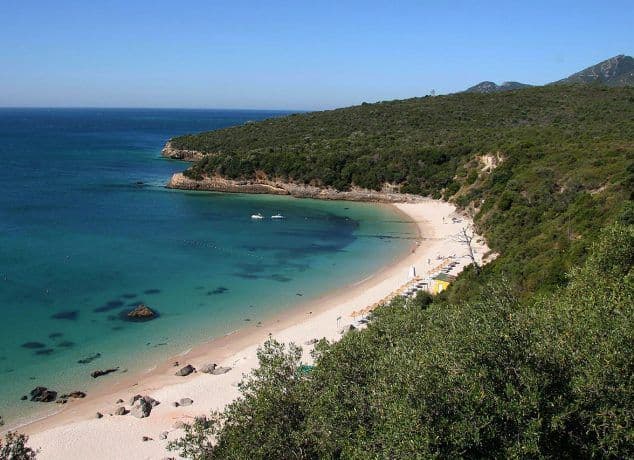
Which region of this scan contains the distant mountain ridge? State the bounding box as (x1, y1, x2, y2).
(465, 54, 633, 93)
(551, 54, 634, 87)
(464, 81, 532, 93)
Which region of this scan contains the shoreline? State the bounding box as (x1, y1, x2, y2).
(21, 199, 490, 459)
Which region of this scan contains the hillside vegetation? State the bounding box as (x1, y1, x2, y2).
(173, 85, 634, 297)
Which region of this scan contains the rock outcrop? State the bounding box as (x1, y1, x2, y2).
(161, 141, 206, 162)
(91, 367, 118, 378)
(131, 398, 152, 418)
(175, 364, 195, 376)
(167, 173, 424, 203)
(30, 386, 57, 402)
(126, 304, 157, 321)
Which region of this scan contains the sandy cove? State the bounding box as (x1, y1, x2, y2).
(23, 200, 490, 460)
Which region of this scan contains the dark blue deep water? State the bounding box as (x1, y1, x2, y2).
(0, 108, 415, 425)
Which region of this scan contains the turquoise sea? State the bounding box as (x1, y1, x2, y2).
(0, 108, 416, 425)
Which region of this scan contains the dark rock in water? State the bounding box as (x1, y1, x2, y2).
(56, 398, 68, 404)
(121, 293, 137, 299)
(59, 391, 86, 399)
(199, 363, 217, 374)
(91, 367, 118, 378)
(211, 366, 231, 375)
(209, 286, 228, 295)
(57, 341, 75, 348)
(0, 415, 3, 426)
(125, 304, 157, 322)
(144, 289, 161, 295)
(20, 395, 27, 401)
(175, 364, 195, 376)
(21, 341, 46, 349)
(50, 310, 79, 320)
(48, 332, 64, 339)
(30, 386, 57, 402)
(77, 352, 101, 364)
(179, 398, 193, 407)
(35, 348, 55, 356)
(131, 398, 152, 418)
(95, 412, 103, 419)
(114, 406, 127, 416)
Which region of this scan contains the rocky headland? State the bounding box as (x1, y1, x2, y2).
(167, 172, 424, 203)
(161, 141, 206, 162)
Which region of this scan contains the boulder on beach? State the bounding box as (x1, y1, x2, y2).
(211, 366, 231, 375)
(95, 412, 103, 419)
(179, 398, 193, 407)
(131, 398, 152, 418)
(114, 406, 127, 415)
(126, 304, 157, 321)
(0, 415, 4, 426)
(199, 363, 217, 374)
(175, 364, 195, 376)
(30, 386, 57, 402)
(159, 431, 168, 440)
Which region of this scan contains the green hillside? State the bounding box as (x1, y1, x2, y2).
(173, 85, 633, 298)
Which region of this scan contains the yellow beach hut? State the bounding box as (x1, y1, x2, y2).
(431, 273, 455, 294)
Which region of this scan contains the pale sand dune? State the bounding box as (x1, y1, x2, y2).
(25, 200, 490, 459)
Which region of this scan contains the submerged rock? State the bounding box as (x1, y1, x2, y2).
(175, 364, 195, 376)
(77, 352, 101, 365)
(126, 304, 157, 321)
(30, 386, 57, 402)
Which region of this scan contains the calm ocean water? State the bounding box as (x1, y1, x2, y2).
(0, 108, 415, 425)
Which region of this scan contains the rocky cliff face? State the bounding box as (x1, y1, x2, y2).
(167, 173, 423, 203)
(161, 141, 206, 161)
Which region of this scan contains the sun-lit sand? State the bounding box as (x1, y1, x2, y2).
(24, 199, 490, 459)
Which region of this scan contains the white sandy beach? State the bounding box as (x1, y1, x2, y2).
(23, 199, 490, 459)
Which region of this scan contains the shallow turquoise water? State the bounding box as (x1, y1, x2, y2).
(0, 109, 415, 424)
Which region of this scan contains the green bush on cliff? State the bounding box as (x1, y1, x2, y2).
(170, 223, 633, 459)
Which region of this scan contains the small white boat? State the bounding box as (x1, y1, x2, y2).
(251, 213, 264, 220)
(271, 214, 285, 219)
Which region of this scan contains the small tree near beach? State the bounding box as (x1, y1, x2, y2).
(0, 432, 38, 460)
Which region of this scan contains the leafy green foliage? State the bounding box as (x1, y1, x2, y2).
(171, 224, 633, 458)
(0, 432, 37, 460)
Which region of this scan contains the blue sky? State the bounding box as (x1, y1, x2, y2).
(1, 1, 631, 110)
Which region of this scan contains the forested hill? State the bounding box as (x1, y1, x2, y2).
(170, 85, 633, 298)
